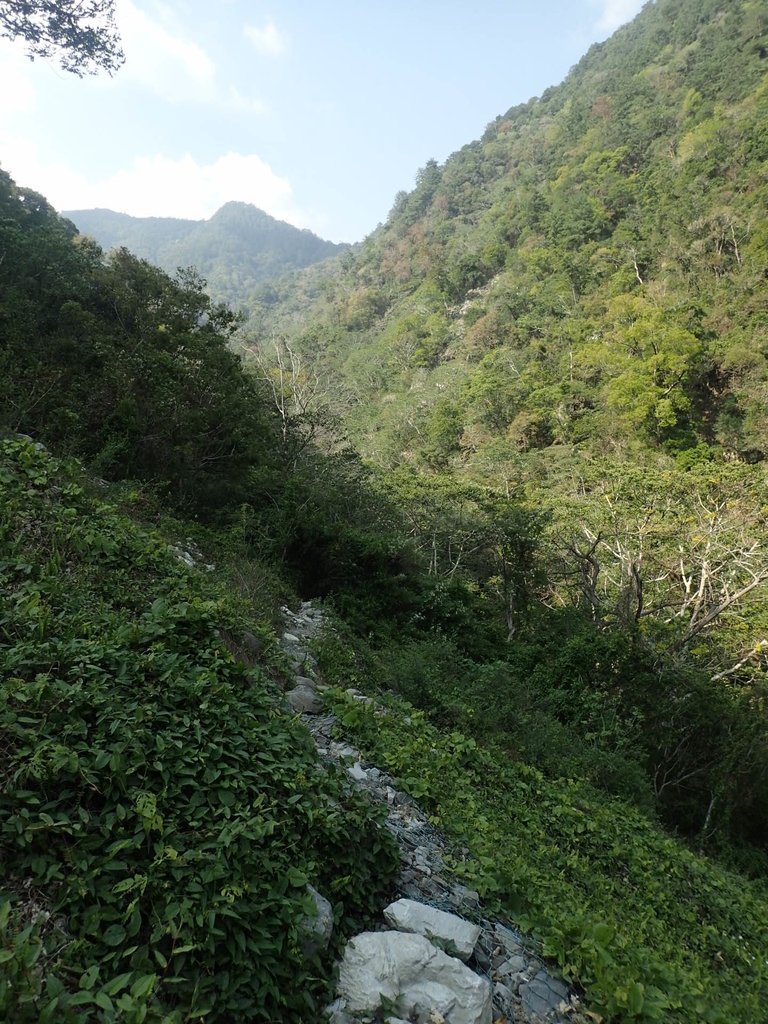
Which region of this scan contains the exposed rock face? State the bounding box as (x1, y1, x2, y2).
(520, 971, 571, 1020)
(338, 931, 492, 1024)
(285, 683, 323, 714)
(383, 898, 481, 962)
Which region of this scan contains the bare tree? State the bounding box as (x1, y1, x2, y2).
(559, 474, 768, 668)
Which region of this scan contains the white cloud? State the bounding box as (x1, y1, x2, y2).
(244, 20, 288, 57)
(115, 0, 216, 102)
(592, 0, 647, 34)
(227, 87, 268, 114)
(0, 143, 307, 228)
(0, 42, 37, 114)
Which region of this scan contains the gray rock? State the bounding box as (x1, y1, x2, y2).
(494, 923, 523, 955)
(330, 741, 359, 761)
(383, 899, 481, 962)
(241, 631, 264, 658)
(294, 674, 318, 689)
(338, 931, 492, 1024)
(519, 970, 570, 1020)
(301, 885, 334, 955)
(347, 762, 369, 782)
(282, 632, 300, 643)
(450, 884, 480, 910)
(496, 954, 528, 992)
(493, 981, 516, 1018)
(286, 685, 323, 714)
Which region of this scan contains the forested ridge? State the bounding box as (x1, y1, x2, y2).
(2, 0, 768, 1020)
(64, 203, 346, 312)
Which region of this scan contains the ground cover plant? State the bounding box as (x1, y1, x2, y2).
(319, 673, 768, 1024)
(0, 438, 399, 1022)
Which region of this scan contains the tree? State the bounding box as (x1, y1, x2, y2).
(0, 0, 124, 76)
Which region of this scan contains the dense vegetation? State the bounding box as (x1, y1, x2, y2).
(0, 437, 399, 1022)
(248, 0, 768, 866)
(317, 677, 768, 1024)
(65, 203, 346, 311)
(3, 0, 768, 1020)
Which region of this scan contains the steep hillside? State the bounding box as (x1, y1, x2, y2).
(252, 0, 768, 467)
(246, 0, 768, 863)
(65, 202, 347, 310)
(4, 2, 768, 1020)
(0, 437, 399, 1023)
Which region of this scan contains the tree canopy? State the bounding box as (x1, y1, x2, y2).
(0, 0, 124, 75)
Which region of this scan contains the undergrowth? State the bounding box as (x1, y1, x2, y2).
(316, 629, 768, 1024)
(0, 438, 399, 1023)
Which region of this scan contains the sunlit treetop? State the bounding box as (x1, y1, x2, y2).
(0, 0, 124, 76)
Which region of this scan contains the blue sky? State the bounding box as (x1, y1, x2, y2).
(0, 0, 646, 242)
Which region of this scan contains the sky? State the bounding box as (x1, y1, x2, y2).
(0, 0, 647, 243)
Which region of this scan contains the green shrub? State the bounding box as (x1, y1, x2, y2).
(323, 686, 768, 1024)
(0, 439, 399, 1022)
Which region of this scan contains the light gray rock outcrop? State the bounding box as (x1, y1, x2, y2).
(383, 898, 481, 962)
(285, 684, 323, 714)
(338, 931, 492, 1024)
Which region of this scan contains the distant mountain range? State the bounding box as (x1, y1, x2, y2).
(63, 202, 347, 310)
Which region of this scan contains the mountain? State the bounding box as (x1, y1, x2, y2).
(253, 0, 768, 468)
(64, 201, 348, 309)
(4, 0, 768, 1020)
(249, 0, 768, 863)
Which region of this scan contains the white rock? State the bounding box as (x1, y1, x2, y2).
(383, 899, 480, 962)
(338, 930, 491, 1024)
(325, 997, 354, 1024)
(347, 762, 369, 782)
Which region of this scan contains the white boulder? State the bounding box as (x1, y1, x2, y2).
(338, 931, 492, 1024)
(383, 899, 481, 962)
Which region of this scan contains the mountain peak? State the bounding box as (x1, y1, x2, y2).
(64, 204, 347, 307)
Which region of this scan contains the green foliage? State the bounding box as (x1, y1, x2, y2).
(64, 203, 346, 310)
(247, 0, 768, 870)
(0, 0, 124, 76)
(5, 2, 768, 1019)
(321, 686, 768, 1024)
(0, 169, 285, 515)
(253, 0, 768, 473)
(0, 438, 399, 1022)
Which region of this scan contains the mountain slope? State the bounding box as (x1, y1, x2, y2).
(65, 202, 347, 310)
(245, 0, 768, 858)
(253, 0, 768, 462)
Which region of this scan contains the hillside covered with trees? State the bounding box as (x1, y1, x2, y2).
(2, 0, 768, 1021)
(65, 203, 346, 311)
(249, 0, 768, 858)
